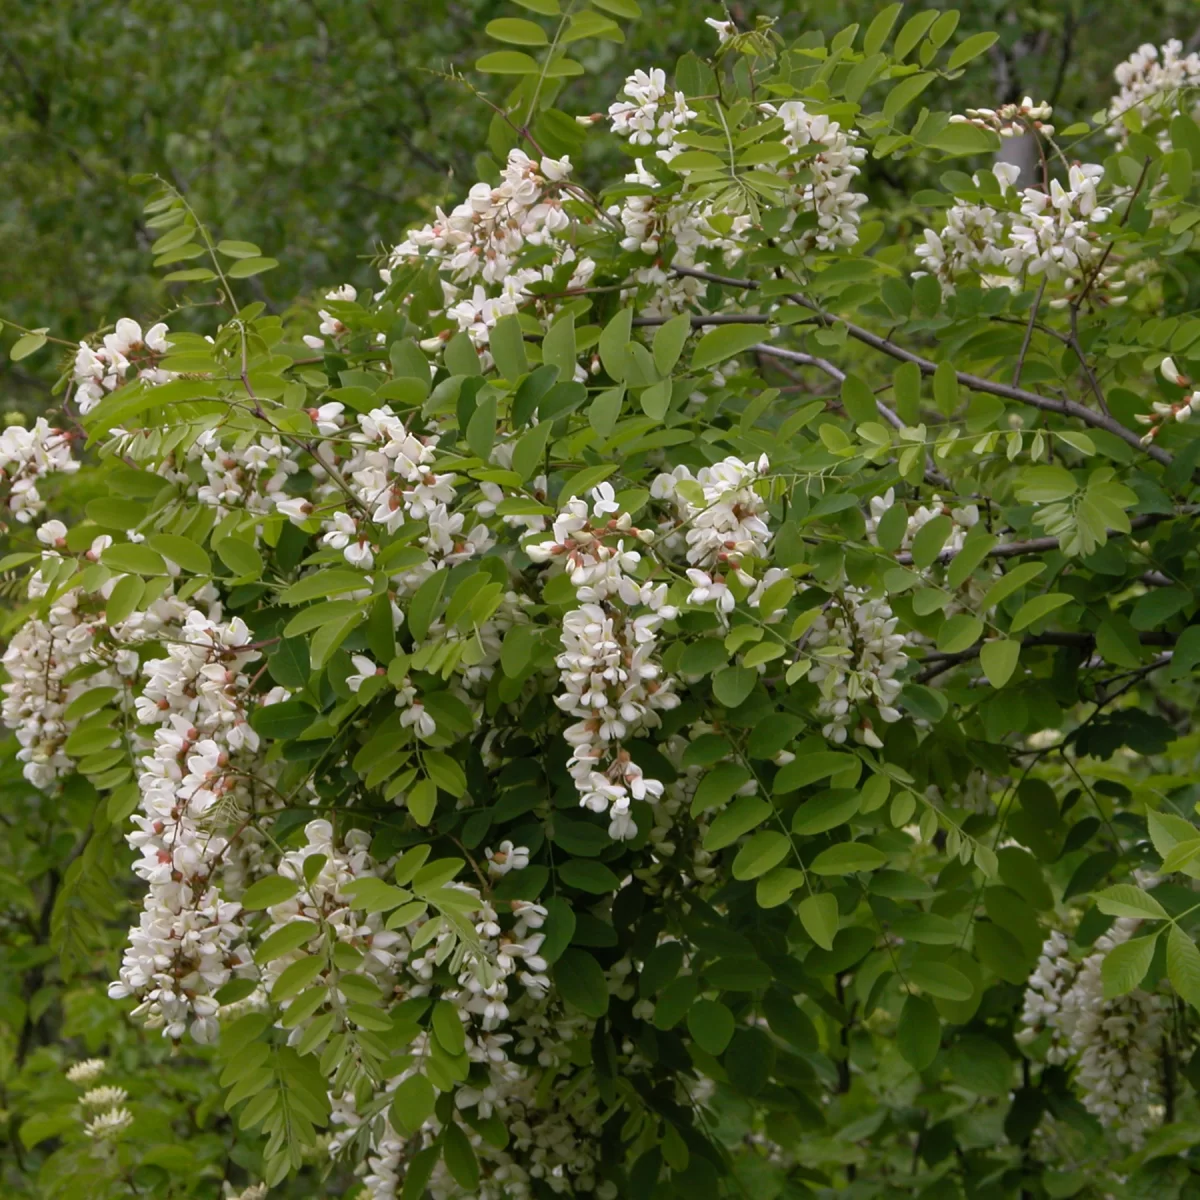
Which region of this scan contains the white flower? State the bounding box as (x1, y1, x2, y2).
(36, 519, 67, 547)
(705, 16, 736, 43)
(346, 655, 382, 693)
(485, 841, 530, 876)
(67, 1058, 106, 1085)
(82, 1085, 129, 1109)
(1161, 356, 1188, 386)
(84, 1107, 134, 1140)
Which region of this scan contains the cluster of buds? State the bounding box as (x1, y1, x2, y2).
(1137, 355, 1197, 441)
(951, 97, 1054, 138)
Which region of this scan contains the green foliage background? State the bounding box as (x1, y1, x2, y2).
(4, 1, 1200, 1197)
(2, 0, 1193, 383)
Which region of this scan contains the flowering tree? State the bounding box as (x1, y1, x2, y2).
(9, 5, 1200, 1197)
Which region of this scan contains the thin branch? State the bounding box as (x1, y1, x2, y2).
(916, 633, 1175, 683)
(750, 342, 843, 382)
(894, 509, 1184, 566)
(670, 265, 1173, 468)
(752, 343, 951, 487)
(631, 312, 774, 328)
(1012, 281, 1046, 388)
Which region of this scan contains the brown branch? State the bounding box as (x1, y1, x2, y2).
(915, 634, 1175, 683)
(1012, 281, 1046, 388)
(752, 343, 951, 487)
(894, 510, 1183, 566)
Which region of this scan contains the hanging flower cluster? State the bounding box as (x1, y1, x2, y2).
(1108, 39, 1200, 145)
(914, 152, 1121, 301)
(0, 417, 80, 525)
(1138, 354, 1200, 440)
(1017, 920, 1168, 1146)
(529, 484, 680, 839)
(607, 67, 697, 163)
(109, 609, 276, 1043)
(73, 318, 175, 415)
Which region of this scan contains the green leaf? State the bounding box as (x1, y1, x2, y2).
(907, 961, 974, 1001)
(11, 331, 48, 361)
(732, 830, 791, 881)
(475, 50, 541, 73)
(20, 1114, 76, 1150)
(883, 72, 936, 122)
(936, 614, 982, 654)
(687, 998, 735, 1055)
(279, 569, 371, 605)
(1009, 593, 1071, 633)
(981, 562, 1046, 610)
(946, 31, 999, 71)
(712, 665, 757, 708)
(1101, 933, 1158, 998)
(214, 538, 264, 579)
(558, 858, 620, 893)
(691, 324, 766, 370)
(424, 751, 466, 798)
(555, 949, 609, 1017)
(589, 386, 624, 437)
(255, 920, 318, 964)
(591, 0, 641, 17)
(599, 307, 632, 381)
(102, 543, 166, 576)
(216, 240, 263, 259)
(283, 599, 364, 637)
(432, 999, 466, 1056)
(974, 922, 1033, 984)
(466, 394, 497, 460)
(911, 515, 953, 567)
(511, 419, 554, 481)
(949, 1034, 1012, 1096)
(162, 267, 217, 283)
(863, 2, 902, 54)
(485, 17, 549, 44)
(443, 1122, 480, 1192)
(146, 534, 211, 575)
(1167, 925, 1200, 1010)
(241, 876, 300, 911)
(407, 778, 438, 825)
(563, 9, 623, 41)
(797, 892, 839, 951)
(226, 256, 279, 278)
(408, 570, 447, 642)
(895, 10, 939, 59)
(791, 789, 860, 835)
(489, 314, 528, 379)
(639, 378, 672, 421)
(690, 763, 752, 816)
(105, 574, 145, 624)
(774, 752, 858, 793)
(979, 639, 1020, 687)
(1094, 884, 1168, 921)
(810, 842, 887, 874)
(841, 373, 878, 424)
(390, 1074, 436, 1136)
(897, 994, 940, 1070)
(559, 462, 616, 503)
(653, 312, 691, 376)
(704, 796, 773, 850)
(756, 867, 806, 908)
(542, 313, 576, 379)
(1015, 465, 1077, 503)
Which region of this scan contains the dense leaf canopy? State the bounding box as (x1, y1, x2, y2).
(7, 4, 1200, 1200)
